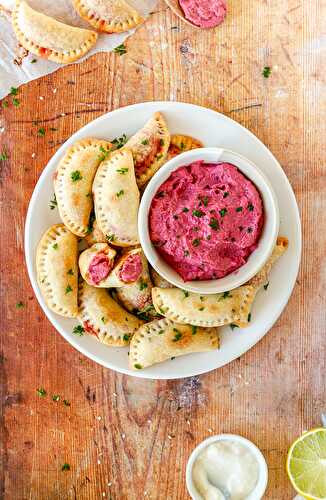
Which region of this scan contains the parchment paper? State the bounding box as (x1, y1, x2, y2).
(0, 0, 157, 99)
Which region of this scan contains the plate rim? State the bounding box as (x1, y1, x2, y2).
(24, 101, 302, 379)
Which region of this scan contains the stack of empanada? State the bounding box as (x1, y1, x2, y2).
(36, 113, 289, 370)
(11, 0, 145, 64)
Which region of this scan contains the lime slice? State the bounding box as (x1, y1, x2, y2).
(287, 428, 326, 500)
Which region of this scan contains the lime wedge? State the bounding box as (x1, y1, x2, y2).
(287, 428, 326, 500)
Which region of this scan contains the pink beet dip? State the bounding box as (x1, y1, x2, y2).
(179, 0, 227, 28)
(88, 253, 113, 285)
(149, 161, 264, 282)
(118, 254, 143, 283)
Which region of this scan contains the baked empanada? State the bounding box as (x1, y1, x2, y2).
(114, 251, 156, 314)
(78, 281, 144, 346)
(149, 267, 174, 289)
(129, 318, 219, 369)
(54, 138, 112, 237)
(123, 112, 170, 187)
(79, 245, 143, 287)
(72, 0, 144, 33)
(36, 224, 78, 318)
(93, 148, 139, 246)
(152, 286, 255, 328)
(167, 134, 203, 160)
(84, 219, 107, 246)
(12, 1, 98, 64)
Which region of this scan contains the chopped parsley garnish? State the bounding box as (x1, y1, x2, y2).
(0, 151, 8, 161)
(86, 212, 95, 235)
(114, 43, 127, 56)
(67, 269, 74, 276)
(219, 208, 227, 217)
(139, 279, 148, 291)
(201, 196, 209, 207)
(182, 207, 189, 212)
(156, 153, 164, 160)
(157, 191, 165, 198)
(112, 133, 127, 149)
(219, 291, 231, 301)
(180, 142, 185, 149)
(160, 139, 165, 146)
(49, 194, 57, 210)
(182, 290, 189, 298)
(65, 285, 73, 294)
(10, 87, 18, 96)
(2, 101, 9, 109)
(98, 145, 110, 162)
(123, 334, 130, 342)
(52, 394, 60, 402)
(71, 170, 82, 182)
(247, 227, 253, 233)
(61, 463, 70, 471)
(12, 98, 20, 107)
(116, 190, 124, 197)
(16, 301, 24, 308)
(101, 317, 106, 324)
(236, 207, 243, 212)
(63, 400, 70, 406)
(159, 307, 166, 315)
(106, 234, 115, 242)
(192, 209, 204, 218)
(184, 250, 190, 257)
(200, 296, 204, 302)
(209, 217, 219, 230)
(38, 127, 46, 137)
(116, 167, 128, 175)
(52, 243, 58, 250)
(192, 238, 200, 247)
(230, 323, 239, 330)
(134, 364, 143, 369)
(207, 234, 211, 240)
(247, 203, 254, 211)
(141, 139, 149, 145)
(264, 282, 269, 290)
(199, 307, 205, 311)
(158, 330, 164, 335)
(172, 328, 182, 342)
(223, 192, 229, 198)
(36, 387, 46, 397)
(73, 325, 84, 336)
(248, 313, 252, 322)
(191, 325, 197, 335)
(31, 58, 37, 63)
(262, 66, 271, 78)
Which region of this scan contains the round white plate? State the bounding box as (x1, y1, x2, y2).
(25, 102, 301, 380)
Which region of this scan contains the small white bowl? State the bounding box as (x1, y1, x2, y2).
(138, 147, 279, 294)
(186, 434, 269, 500)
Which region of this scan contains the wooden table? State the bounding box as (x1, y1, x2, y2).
(1, 0, 325, 498)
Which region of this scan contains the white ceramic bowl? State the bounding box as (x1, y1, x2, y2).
(139, 147, 279, 294)
(186, 434, 269, 500)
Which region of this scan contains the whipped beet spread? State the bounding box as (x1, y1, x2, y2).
(118, 254, 143, 283)
(179, 0, 227, 28)
(149, 161, 264, 282)
(88, 253, 113, 285)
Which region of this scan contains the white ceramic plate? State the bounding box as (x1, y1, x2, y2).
(25, 102, 301, 380)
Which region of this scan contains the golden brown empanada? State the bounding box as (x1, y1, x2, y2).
(93, 148, 139, 246)
(149, 267, 174, 289)
(54, 138, 112, 237)
(167, 134, 203, 160)
(12, 1, 98, 64)
(79, 245, 143, 287)
(78, 281, 144, 346)
(36, 224, 78, 318)
(123, 112, 170, 187)
(152, 286, 255, 328)
(129, 318, 219, 369)
(72, 0, 144, 33)
(246, 236, 289, 289)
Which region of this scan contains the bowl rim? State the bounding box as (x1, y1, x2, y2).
(185, 433, 269, 500)
(138, 147, 280, 294)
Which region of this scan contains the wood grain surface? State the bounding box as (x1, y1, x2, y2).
(1, 0, 326, 498)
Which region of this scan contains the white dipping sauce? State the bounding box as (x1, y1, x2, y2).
(192, 440, 260, 500)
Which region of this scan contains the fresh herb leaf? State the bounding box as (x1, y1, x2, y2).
(123, 334, 130, 342)
(141, 139, 149, 145)
(2, 101, 9, 109)
(114, 43, 127, 56)
(247, 227, 253, 233)
(63, 399, 70, 406)
(262, 66, 271, 78)
(192, 238, 200, 247)
(139, 279, 148, 291)
(264, 282, 269, 290)
(191, 325, 197, 335)
(49, 127, 57, 131)
(67, 269, 74, 276)
(184, 250, 190, 257)
(106, 234, 115, 242)
(38, 127, 46, 137)
(180, 142, 185, 149)
(172, 328, 182, 342)
(200, 296, 204, 302)
(159, 139, 165, 146)
(182, 207, 189, 213)
(49, 194, 57, 210)
(236, 207, 243, 212)
(182, 290, 189, 298)
(31, 58, 37, 63)
(156, 153, 163, 160)
(98, 145, 110, 162)
(0, 151, 8, 161)
(116, 190, 124, 197)
(134, 364, 142, 369)
(248, 313, 252, 322)
(10, 87, 18, 96)
(209, 217, 219, 230)
(158, 330, 164, 335)
(111, 133, 127, 149)
(101, 316, 106, 324)
(219, 208, 227, 217)
(156, 191, 165, 198)
(247, 203, 254, 211)
(61, 463, 70, 471)
(36, 387, 46, 397)
(116, 168, 128, 175)
(218, 291, 231, 301)
(65, 285, 73, 294)
(223, 191, 229, 198)
(173, 214, 179, 220)
(16, 301, 24, 308)
(230, 323, 239, 330)
(199, 306, 205, 311)
(12, 98, 20, 107)
(201, 196, 209, 207)
(73, 325, 84, 336)
(52, 394, 60, 402)
(71, 170, 82, 182)
(52, 243, 58, 250)
(192, 209, 204, 218)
